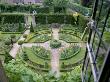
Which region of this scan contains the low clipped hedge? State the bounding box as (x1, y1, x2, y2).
(25, 29, 52, 43)
(60, 45, 80, 60)
(19, 52, 49, 72)
(50, 40, 61, 48)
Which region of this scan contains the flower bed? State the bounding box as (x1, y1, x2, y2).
(32, 46, 51, 60)
(60, 45, 80, 60)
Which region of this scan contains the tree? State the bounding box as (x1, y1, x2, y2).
(80, 0, 94, 7)
(43, 0, 53, 7)
(18, 22, 22, 32)
(53, 0, 68, 7)
(30, 22, 34, 32)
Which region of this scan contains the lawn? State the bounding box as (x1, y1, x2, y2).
(22, 47, 50, 65)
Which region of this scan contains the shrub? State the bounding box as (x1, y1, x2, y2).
(22, 52, 28, 61)
(5, 40, 11, 45)
(10, 35, 16, 39)
(0, 23, 25, 32)
(30, 22, 34, 32)
(1, 14, 25, 23)
(18, 40, 24, 45)
(23, 34, 28, 39)
(50, 40, 61, 48)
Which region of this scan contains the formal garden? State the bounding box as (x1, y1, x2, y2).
(0, 0, 110, 82)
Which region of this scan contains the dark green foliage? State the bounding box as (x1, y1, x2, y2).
(1, 14, 25, 24)
(80, 0, 95, 7)
(43, 0, 53, 7)
(35, 14, 76, 24)
(18, 40, 24, 45)
(5, 40, 11, 46)
(0, 4, 49, 13)
(54, 7, 66, 13)
(30, 22, 34, 32)
(34, 7, 49, 13)
(61, 62, 65, 68)
(18, 22, 22, 32)
(35, 14, 47, 24)
(45, 62, 49, 68)
(68, 3, 92, 16)
(23, 34, 28, 39)
(78, 14, 88, 32)
(10, 35, 16, 39)
(50, 40, 61, 48)
(22, 52, 28, 61)
(4, 51, 13, 63)
(47, 14, 64, 24)
(0, 23, 25, 32)
(0, 15, 1, 24)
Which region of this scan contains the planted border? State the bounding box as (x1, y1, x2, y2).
(60, 46, 81, 60)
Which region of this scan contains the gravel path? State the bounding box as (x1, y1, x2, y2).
(9, 29, 30, 58)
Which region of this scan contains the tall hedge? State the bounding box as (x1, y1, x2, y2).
(0, 4, 49, 13)
(0, 15, 1, 24)
(1, 14, 25, 24)
(35, 14, 76, 24)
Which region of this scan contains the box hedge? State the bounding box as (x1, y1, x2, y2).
(0, 14, 25, 23)
(35, 14, 76, 24)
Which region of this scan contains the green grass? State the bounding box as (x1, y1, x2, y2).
(23, 47, 50, 65)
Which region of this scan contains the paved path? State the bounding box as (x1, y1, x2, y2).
(52, 28, 59, 40)
(9, 23, 85, 77)
(9, 29, 30, 58)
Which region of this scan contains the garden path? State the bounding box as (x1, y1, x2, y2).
(9, 29, 30, 58)
(22, 27, 70, 77)
(9, 15, 32, 58)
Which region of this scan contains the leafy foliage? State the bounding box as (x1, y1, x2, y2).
(60, 45, 80, 60)
(0, 23, 25, 32)
(50, 40, 61, 48)
(30, 22, 34, 32)
(4, 59, 82, 82)
(32, 46, 51, 60)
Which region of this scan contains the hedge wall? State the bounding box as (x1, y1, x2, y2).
(54, 7, 66, 13)
(1, 14, 25, 23)
(35, 14, 76, 24)
(0, 15, 1, 24)
(32, 7, 49, 13)
(0, 4, 49, 13)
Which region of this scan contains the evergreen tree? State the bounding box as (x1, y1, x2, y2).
(30, 22, 34, 32)
(18, 22, 22, 32)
